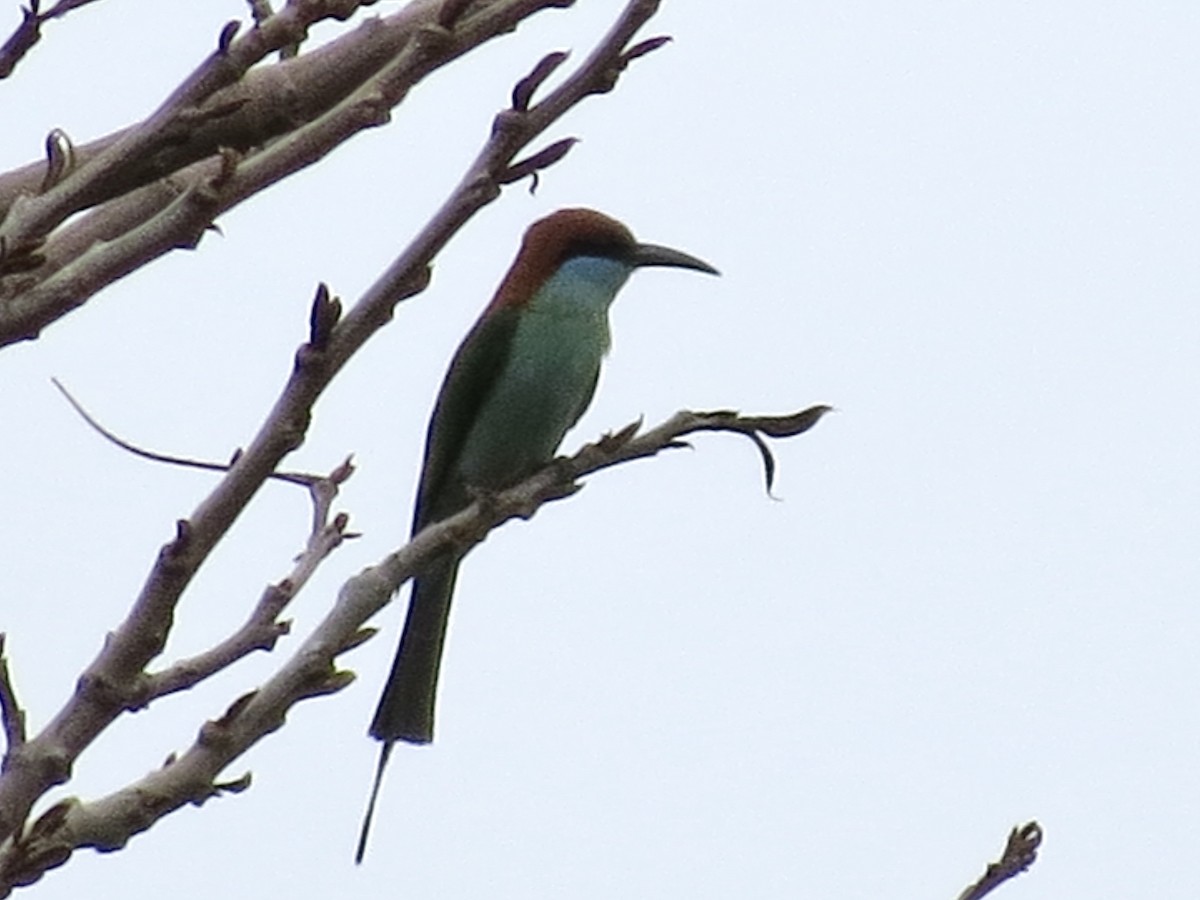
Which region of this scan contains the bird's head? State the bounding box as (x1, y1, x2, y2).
(488, 208, 718, 313)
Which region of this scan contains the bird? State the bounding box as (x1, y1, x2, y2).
(356, 208, 718, 861)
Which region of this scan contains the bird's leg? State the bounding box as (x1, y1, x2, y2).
(546, 454, 578, 487)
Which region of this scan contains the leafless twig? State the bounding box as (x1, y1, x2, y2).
(141, 461, 357, 702)
(0, 403, 828, 884)
(956, 821, 1043, 900)
(0, 0, 670, 857)
(0, 0, 110, 79)
(50, 377, 326, 488)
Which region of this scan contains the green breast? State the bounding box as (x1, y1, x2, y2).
(454, 256, 631, 487)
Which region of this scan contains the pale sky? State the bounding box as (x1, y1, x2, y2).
(2, 2, 1198, 898)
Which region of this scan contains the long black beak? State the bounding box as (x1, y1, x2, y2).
(633, 242, 720, 276)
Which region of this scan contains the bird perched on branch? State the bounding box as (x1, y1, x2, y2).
(356, 207, 718, 861)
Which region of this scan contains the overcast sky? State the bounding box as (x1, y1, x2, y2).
(3, 1, 1199, 897)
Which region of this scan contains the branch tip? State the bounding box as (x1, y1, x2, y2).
(956, 820, 1043, 900)
(0, 635, 29, 752)
(745, 430, 778, 497)
(500, 137, 579, 187)
(212, 772, 252, 795)
(330, 454, 355, 484)
(172, 519, 192, 553)
(343, 627, 378, 653)
(308, 283, 342, 351)
(512, 50, 570, 111)
(621, 34, 671, 64)
(41, 128, 74, 192)
(217, 20, 240, 54)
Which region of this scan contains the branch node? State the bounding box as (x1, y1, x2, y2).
(596, 418, 643, 452)
(341, 627, 378, 653)
(211, 146, 241, 189)
(436, 0, 473, 30)
(208, 690, 258, 735)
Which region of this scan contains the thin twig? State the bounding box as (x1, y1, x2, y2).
(142, 461, 357, 701)
(956, 822, 1043, 900)
(0, 0, 111, 80)
(50, 377, 322, 487)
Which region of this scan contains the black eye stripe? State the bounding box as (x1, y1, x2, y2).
(558, 237, 632, 265)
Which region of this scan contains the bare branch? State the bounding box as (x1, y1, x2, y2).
(0, 3, 41, 80)
(367, 407, 836, 618)
(0, 0, 590, 346)
(0, 1, 334, 253)
(141, 464, 356, 702)
(0, 403, 826, 882)
(956, 822, 1044, 900)
(0, 0, 667, 851)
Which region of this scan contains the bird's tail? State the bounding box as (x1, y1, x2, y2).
(355, 740, 393, 864)
(357, 556, 459, 860)
(369, 554, 460, 745)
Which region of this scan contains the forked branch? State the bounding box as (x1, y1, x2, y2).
(0, 0, 670, 862)
(0, 403, 828, 887)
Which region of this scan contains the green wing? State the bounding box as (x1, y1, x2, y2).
(411, 307, 520, 534)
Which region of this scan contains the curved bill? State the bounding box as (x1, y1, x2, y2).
(632, 242, 720, 276)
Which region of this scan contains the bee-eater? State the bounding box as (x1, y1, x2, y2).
(356, 208, 718, 860)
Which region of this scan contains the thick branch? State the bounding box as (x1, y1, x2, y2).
(0, 0, 575, 346)
(0, 0, 382, 227)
